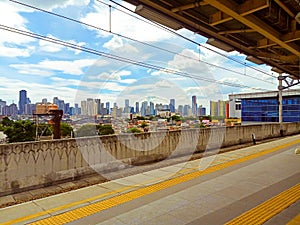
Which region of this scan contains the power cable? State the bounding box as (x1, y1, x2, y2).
(0, 24, 271, 91)
(106, 0, 277, 79)
(8, 0, 276, 84)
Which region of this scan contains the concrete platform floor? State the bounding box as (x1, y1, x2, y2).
(1, 134, 300, 225)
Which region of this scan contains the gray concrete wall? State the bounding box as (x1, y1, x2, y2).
(1, 122, 299, 195)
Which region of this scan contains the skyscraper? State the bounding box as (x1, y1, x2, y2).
(135, 102, 139, 114)
(169, 99, 175, 113)
(192, 95, 197, 116)
(106, 102, 110, 114)
(124, 99, 130, 113)
(125, 99, 129, 108)
(0, 99, 6, 116)
(19, 90, 27, 115)
(150, 102, 155, 115)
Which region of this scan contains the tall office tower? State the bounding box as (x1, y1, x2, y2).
(183, 105, 190, 117)
(124, 99, 130, 113)
(53, 97, 59, 106)
(42, 98, 47, 104)
(210, 101, 218, 116)
(177, 105, 183, 115)
(150, 102, 155, 115)
(106, 102, 110, 114)
(169, 99, 175, 113)
(95, 99, 101, 114)
(0, 99, 6, 115)
(135, 102, 139, 114)
(141, 101, 148, 116)
(87, 98, 95, 116)
(19, 90, 27, 115)
(64, 103, 70, 115)
(81, 100, 87, 115)
(74, 103, 79, 115)
(192, 95, 197, 116)
(125, 99, 129, 108)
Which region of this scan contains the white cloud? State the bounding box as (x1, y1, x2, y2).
(80, 2, 174, 42)
(89, 72, 120, 81)
(0, 76, 79, 104)
(0, 45, 34, 58)
(119, 79, 137, 84)
(19, 0, 90, 11)
(103, 36, 124, 50)
(10, 59, 96, 76)
(89, 70, 132, 81)
(0, 2, 35, 47)
(38, 34, 86, 54)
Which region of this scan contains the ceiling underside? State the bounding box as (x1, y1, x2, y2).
(124, 0, 300, 79)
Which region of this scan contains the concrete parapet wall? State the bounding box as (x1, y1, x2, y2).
(0, 122, 299, 195)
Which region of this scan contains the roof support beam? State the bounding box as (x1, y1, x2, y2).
(218, 29, 254, 35)
(207, 0, 300, 57)
(273, 0, 295, 18)
(171, 1, 208, 13)
(136, 0, 297, 76)
(257, 30, 300, 48)
(210, 0, 269, 26)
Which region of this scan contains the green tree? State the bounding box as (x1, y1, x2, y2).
(4, 120, 36, 143)
(96, 124, 114, 135)
(171, 115, 181, 122)
(136, 116, 145, 120)
(60, 123, 73, 137)
(127, 127, 141, 133)
(75, 124, 98, 137)
(1, 117, 13, 127)
(140, 122, 148, 129)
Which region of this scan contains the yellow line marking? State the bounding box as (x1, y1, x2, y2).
(2, 139, 300, 225)
(225, 183, 300, 225)
(287, 213, 300, 225)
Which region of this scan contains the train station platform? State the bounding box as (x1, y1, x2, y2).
(1, 134, 300, 225)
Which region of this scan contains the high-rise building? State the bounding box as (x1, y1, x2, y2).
(210, 100, 228, 117)
(150, 102, 155, 115)
(169, 99, 175, 113)
(141, 101, 148, 116)
(124, 99, 130, 113)
(125, 99, 129, 108)
(42, 98, 47, 104)
(106, 102, 110, 114)
(177, 105, 183, 115)
(183, 105, 190, 117)
(0, 99, 6, 116)
(25, 104, 35, 115)
(74, 103, 79, 115)
(5, 103, 18, 116)
(81, 100, 87, 115)
(95, 99, 101, 115)
(192, 95, 197, 116)
(19, 90, 27, 115)
(64, 103, 70, 115)
(87, 98, 95, 116)
(198, 105, 206, 116)
(135, 102, 139, 114)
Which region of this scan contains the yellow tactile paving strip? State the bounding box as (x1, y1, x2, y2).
(287, 213, 300, 225)
(225, 183, 300, 225)
(3, 139, 300, 225)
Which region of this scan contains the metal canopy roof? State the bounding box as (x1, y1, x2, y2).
(125, 0, 300, 80)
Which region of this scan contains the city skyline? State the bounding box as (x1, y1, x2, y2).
(0, 0, 281, 113)
(0, 89, 210, 117)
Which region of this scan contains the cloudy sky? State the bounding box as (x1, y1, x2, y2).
(0, 0, 279, 109)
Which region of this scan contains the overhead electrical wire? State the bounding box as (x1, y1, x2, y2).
(105, 0, 277, 79)
(0, 24, 270, 91)
(8, 0, 276, 84)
